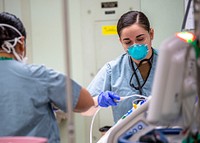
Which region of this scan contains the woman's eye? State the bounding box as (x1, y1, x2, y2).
(125, 41, 131, 45)
(125, 41, 132, 45)
(125, 42, 131, 45)
(136, 38, 144, 42)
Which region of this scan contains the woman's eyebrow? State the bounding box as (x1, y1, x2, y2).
(122, 38, 130, 41)
(136, 34, 145, 38)
(122, 34, 145, 41)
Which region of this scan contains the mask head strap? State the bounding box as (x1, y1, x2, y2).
(0, 23, 22, 36)
(0, 23, 24, 62)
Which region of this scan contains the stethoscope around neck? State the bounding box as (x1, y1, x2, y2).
(129, 48, 154, 95)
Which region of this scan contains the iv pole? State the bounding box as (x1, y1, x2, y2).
(62, 0, 75, 142)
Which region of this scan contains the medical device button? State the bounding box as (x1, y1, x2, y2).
(133, 104, 137, 109)
(127, 109, 133, 114)
(121, 115, 126, 119)
(138, 124, 143, 130)
(132, 128, 137, 133)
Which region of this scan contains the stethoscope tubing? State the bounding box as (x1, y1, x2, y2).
(129, 48, 154, 95)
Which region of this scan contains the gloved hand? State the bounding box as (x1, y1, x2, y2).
(98, 91, 120, 107)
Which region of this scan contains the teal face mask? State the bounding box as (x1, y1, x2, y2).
(127, 44, 148, 60)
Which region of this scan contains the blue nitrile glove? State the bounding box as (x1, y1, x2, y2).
(98, 91, 120, 107)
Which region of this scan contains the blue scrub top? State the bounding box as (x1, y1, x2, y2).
(0, 60, 81, 143)
(87, 49, 158, 123)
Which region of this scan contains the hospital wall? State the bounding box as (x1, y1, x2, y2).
(0, 0, 185, 143)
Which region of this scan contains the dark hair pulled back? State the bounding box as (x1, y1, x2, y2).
(0, 12, 26, 46)
(117, 11, 150, 37)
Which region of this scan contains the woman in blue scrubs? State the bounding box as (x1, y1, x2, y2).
(87, 11, 158, 123)
(0, 12, 94, 143)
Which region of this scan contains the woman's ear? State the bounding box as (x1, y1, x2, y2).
(149, 28, 154, 40)
(16, 36, 26, 57)
(20, 36, 25, 47)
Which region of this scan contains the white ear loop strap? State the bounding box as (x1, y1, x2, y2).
(0, 23, 24, 61)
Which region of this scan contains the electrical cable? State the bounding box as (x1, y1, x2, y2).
(120, 94, 149, 101)
(89, 94, 149, 143)
(181, 0, 193, 31)
(90, 107, 101, 143)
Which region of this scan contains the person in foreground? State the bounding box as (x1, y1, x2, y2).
(0, 12, 94, 143)
(86, 10, 158, 123)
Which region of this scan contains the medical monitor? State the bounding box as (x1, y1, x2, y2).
(147, 32, 196, 125)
